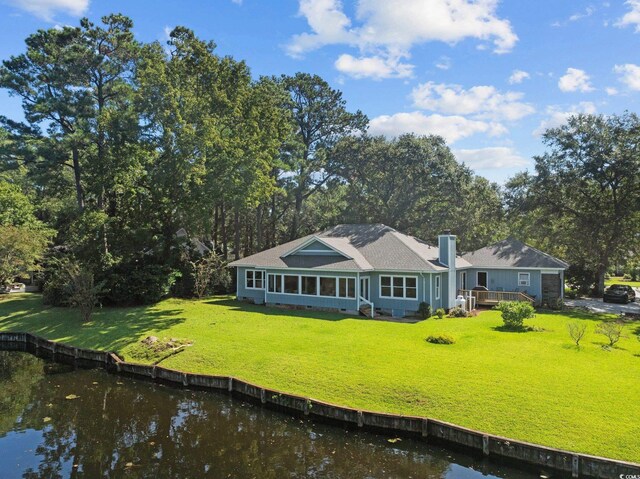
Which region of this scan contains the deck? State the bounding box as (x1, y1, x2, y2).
(458, 289, 535, 306)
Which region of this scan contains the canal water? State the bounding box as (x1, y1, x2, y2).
(0, 351, 542, 478)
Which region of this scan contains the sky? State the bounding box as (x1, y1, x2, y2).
(1, 0, 640, 183)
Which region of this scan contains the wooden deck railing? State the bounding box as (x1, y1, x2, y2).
(458, 289, 535, 306)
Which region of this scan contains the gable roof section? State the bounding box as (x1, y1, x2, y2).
(281, 236, 352, 259)
(462, 238, 569, 269)
(228, 224, 469, 272)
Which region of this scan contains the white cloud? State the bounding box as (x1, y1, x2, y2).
(435, 56, 451, 70)
(410, 82, 535, 121)
(368, 112, 506, 143)
(614, 63, 640, 90)
(508, 69, 530, 84)
(454, 147, 529, 169)
(533, 102, 597, 136)
(334, 53, 413, 79)
(6, 0, 88, 21)
(287, 0, 355, 58)
(287, 0, 518, 78)
(569, 6, 595, 22)
(605, 87, 619, 96)
(558, 68, 594, 92)
(616, 0, 640, 32)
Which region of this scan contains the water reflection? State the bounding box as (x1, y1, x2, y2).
(0, 352, 539, 478)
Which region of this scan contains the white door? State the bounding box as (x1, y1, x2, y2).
(360, 277, 370, 300)
(460, 271, 467, 290)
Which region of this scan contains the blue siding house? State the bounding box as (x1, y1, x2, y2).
(229, 225, 568, 318)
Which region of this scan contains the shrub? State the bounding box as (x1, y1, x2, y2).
(494, 301, 535, 330)
(567, 322, 587, 347)
(564, 289, 578, 299)
(447, 306, 469, 318)
(64, 263, 105, 322)
(595, 321, 625, 347)
(426, 334, 455, 345)
(417, 302, 432, 320)
(103, 264, 181, 306)
(546, 297, 564, 310)
(622, 273, 632, 281)
(435, 308, 446, 319)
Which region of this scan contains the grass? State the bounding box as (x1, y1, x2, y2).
(606, 276, 640, 288)
(1, 293, 639, 463)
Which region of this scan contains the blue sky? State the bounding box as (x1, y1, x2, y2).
(1, 0, 640, 183)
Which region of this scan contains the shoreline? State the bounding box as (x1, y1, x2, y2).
(1, 331, 638, 479)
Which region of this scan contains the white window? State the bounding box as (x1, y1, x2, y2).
(301, 276, 318, 295)
(267, 274, 282, 293)
(246, 270, 264, 289)
(283, 275, 299, 294)
(319, 277, 337, 296)
(518, 272, 530, 287)
(338, 277, 356, 298)
(379, 275, 418, 299)
(435, 275, 441, 299)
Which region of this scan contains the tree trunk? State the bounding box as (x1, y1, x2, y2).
(290, 188, 303, 241)
(233, 206, 241, 261)
(221, 202, 228, 260)
(72, 146, 84, 210)
(212, 205, 219, 251)
(595, 264, 607, 297)
(256, 204, 263, 252)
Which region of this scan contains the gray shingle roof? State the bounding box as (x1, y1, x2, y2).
(462, 238, 569, 269)
(228, 224, 471, 272)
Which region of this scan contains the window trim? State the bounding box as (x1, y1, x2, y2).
(476, 271, 488, 288)
(379, 275, 419, 300)
(435, 275, 441, 300)
(518, 272, 531, 287)
(266, 273, 356, 299)
(245, 269, 265, 290)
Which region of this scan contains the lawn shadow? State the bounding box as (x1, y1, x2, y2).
(0, 294, 187, 351)
(492, 325, 545, 333)
(204, 298, 359, 322)
(548, 308, 617, 322)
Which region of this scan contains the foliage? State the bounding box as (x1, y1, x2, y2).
(447, 306, 469, 318)
(435, 308, 446, 319)
(494, 301, 535, 330)
(0, 182, 53, 287)
(567, 322, 588, 347)
(278, 72, 368, 240)
(187, 250, 231, 298)
(417, 302, 432, 320)
(102, 263, 180, 306)
(63, 263, 105, 322)
(331, 134, 506, 251)
(2, 294, 639, 462)
(595, 321, 625, 348)
(505, 113, 640, 296)
(426, 334, 456, 345)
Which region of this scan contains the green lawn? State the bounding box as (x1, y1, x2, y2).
(606, 276, 640, 288)
(1, 294, 639, 463)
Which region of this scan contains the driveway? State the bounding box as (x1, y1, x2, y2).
(565, 293, 640, 315)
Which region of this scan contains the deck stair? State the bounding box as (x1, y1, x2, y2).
(359, 305, 375, 318)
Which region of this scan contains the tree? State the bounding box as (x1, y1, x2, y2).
(279, 73, 368, 240)
(187, 250, 230, 299)
(567, 322, 587, 347)
(505, 113, 640, 295)
(595, 321, 625, 348)
(64, 262, 104, 322)
(332, 134, 506, 250)
(0, 181, 52, 286)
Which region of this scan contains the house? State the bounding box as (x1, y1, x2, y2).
(228, 224, 568, 318)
